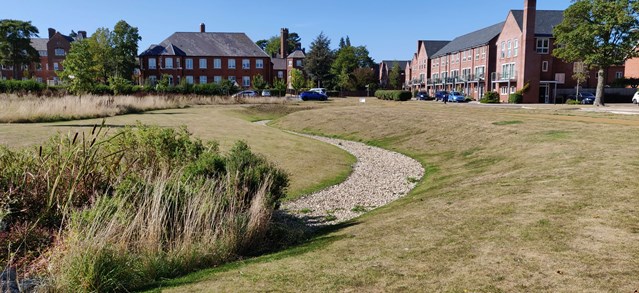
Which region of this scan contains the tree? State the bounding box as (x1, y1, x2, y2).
(389, 62, 402, 90)
(112, 20, 141, 81)
(304, 32, 334, 87)
(331, 45, 358, 78)
(273, 78, 286, 97)
(252, 74, 267, 90)
(354, 46, 375, 68)
(0, 19, 39, 79)
(352, 67, 377, 90)
(290, 68, 306, 94)
(256, 39, 269, 51)
(553, 0, 639, 106)
(337, 68, 353, 92)
(256, 32, 301, 56)
(87, 28, 114, 84)
(60, 39, 98, 94)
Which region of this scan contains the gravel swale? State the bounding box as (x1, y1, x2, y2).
(255, 121, 424, 226)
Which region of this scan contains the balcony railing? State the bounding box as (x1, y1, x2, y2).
(491, 71, 517, 81)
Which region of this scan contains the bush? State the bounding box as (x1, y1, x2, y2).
(509, 93, 523, 104)
(374, 90, 412, 101)
(480, 91, 500, 104)
(0, 79, 46, 95)
(566, 99, 580, 105)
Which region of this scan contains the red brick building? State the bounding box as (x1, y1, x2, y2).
(407, 40, 449, 92)
(379, 60, 409, 89)
(139, 24, 272, 88)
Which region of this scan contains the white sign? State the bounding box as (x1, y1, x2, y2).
(359, 98, 366, 103)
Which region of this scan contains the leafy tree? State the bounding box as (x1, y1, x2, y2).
(0, 19, 39, 79)
(256, 39, 269, 51)
(331, 46, 358, 77)
(60, 39, 97, 94)
(354, 46, 375, 68)
(112, 20, 141, 81)
(87, 28, 114, 84)
(252, 74, 268, 90)
(290, 68, 306, 94)
(273, 78, 286, 96)
(337, 68, 353, 92)
(352, 67, 377, 90)
(389, 62, 402, 90)
(304, 32, 334, 87)
(256, 32, 301, 56)
(553, 0, 639, 106)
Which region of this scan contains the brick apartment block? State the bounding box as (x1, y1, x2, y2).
(379, 60, 410, 89)
(407, 0, 624, 103)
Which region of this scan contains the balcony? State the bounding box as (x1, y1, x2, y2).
(491, 71, 517, 82)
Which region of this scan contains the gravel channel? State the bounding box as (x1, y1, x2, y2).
(256, 121, 424, 226)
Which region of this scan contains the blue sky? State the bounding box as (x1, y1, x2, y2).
(5, 0, 572, 61)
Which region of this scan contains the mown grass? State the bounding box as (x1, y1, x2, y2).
(161, 98, 639, 292)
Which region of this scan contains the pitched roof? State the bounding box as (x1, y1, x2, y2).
(287, 49, 305, 58)
(381, 60, 410, 71)
(511, 10, 564, 36)
(272, 58, 286, 70)
(30, 38, 48, 51)
(421, 40, 450, 56)
(432, 22, 504, 58)
(139, 32, 269, 57)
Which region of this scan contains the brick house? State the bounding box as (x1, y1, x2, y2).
(0, 28, 83, 84)
(139, 24, 272, 88)
(407, 40, 449, 92)
(379, 60, 409, 89)
(428, 22, 502, 99)
(286, 49, 305, 89)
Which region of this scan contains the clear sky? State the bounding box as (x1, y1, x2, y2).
(5, 0, 572, 62)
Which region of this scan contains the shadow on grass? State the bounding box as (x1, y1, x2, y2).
(137, 214, 359, 293)
(46, 123, 131, 129)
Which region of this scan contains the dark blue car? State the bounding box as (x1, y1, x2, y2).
(300, 91, 328, 101)
(435, 91, 449, 101)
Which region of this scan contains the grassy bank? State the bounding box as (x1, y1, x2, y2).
(160, 99, 639, 292)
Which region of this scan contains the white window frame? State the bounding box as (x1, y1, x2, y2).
(616, 71, 623, 79)
(242, 76, 251, 87)
(542, 61, 549, 72)
(54, 48, 65, 56)
(228, 59, 236, 69)
(256, 59, 264, 69)
(537, 38, 550, 54)
(214, 58, 221, 69)
(514, 39, 519, 57)
(296, 60, 302, 67)
(474, 66, 485, 79)
(242, 59, 250, 69)
(199, 58, 207, 69)
(507, 40, 512, 58)
(482, 47, 486, 59)
(501, 42, 506, 58)
(277, 71, 284, 78)
(214, 76, 222, 83)
(148, 58, 156, 69)
(53, 62, 59, 71)
(165, 57, 173, 69)
(185, 58, 193, 70)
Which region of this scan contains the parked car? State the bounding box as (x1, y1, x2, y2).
(567, 92, 596, 104)
(300, 91, 328, 101)
(633, 91, 639, 104)
(232, 90, 257, 98)
(309, 88, 327, 95)
(261, 90, 271, 97)
(416, 91, 431, 100)
(447, 91, 466, 103)
(435, 91, 449, 101)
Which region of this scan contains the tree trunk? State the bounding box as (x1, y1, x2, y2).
(595, 68, 605, 106)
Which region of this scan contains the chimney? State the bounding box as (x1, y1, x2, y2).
(48, 28, 56, 38)
(78, 31, 87, 39)
(280, 28, 289, 58)
(519, 0, 540, 103)
(200, 23, 206, 33)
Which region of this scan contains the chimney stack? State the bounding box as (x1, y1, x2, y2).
(78, 31, 87, 39)
(200, 23, 206, 33)
(519, 0, 540, 103)
(48, 28, 56, 38)
(280, 28, 289, 58)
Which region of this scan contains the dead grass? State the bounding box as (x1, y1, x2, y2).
(159, 98, 639, 292)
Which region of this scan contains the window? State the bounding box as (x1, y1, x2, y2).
(200, 76, 207, 84)
(242, 59, 250, 69)
(185, 76, 194, 84)
(186, 59, 193, 70)
(462, 68, 471, 79)
(616, 72, 623, 79)
(148, 76, 157, 85)
(511, 86, 516, 94)
(256, 59, 264, 69)
(500, 86, 508, 95)
(228, 76, 236, 82)
(462, 51, 466, 61)
(36, 63, 42, 71)
(481, 47, 486, 59)
(475, 49, 480, 60)
(214, 58, 221, 69)
(54, 48, 65, 56)
(501, 63, 515, 79)
(501, 42, 506, 58)
(39, 50, 47, 57)
(507, 40, 512, 58)
(288, 60, 293, 66)
(277, 71, 284, 79)
(243, 76, 250, 87)
(536, 38, 550, 54)
(176, 58, 181, 69)
(214, 76, 222, 83)
(475, 66, 485, 79)
(36, 77, 42, 83)
(542, 61, 549, 72)
(53, 62, 59, 71)
(148, 58, 156, 69)
(228, 59, 236, 69)
(296, 60, 302, 67)
(514, 40, 519, 57)
(199, 58, 207, 69)
(167, 76, 173, 85)
(165, 58, 173, 69)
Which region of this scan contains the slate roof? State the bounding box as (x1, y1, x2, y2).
(421, 40, 450, 56)
(287, 49, 306, 58)
(139, 32, 269, 57)
(272, 58, 286, 70)
(381, 60, 410, 71)
(432, 22, 504, 58)
(30, 38, 48, 51)
(511, 10, 564, 36)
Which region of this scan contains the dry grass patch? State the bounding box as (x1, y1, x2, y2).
(159, 99, 639, 292)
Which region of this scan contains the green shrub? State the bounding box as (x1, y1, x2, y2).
(91, 84, 112, 95)
(509, 93, 523, 104)
(108, 76, 133, 95)
(566, 99, 580, 105)
(0, 79, 46, 95)
(480, 91, 500, 104)
(374, 90, 412, 101)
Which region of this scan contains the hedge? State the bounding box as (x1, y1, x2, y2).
(508, 93, 523, 104)
(374, 90, 412, 101)
(480, 91, 500, 104)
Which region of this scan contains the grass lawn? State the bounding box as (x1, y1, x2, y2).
(154, 98, 639, 292)
(0, 104, 354, 199)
